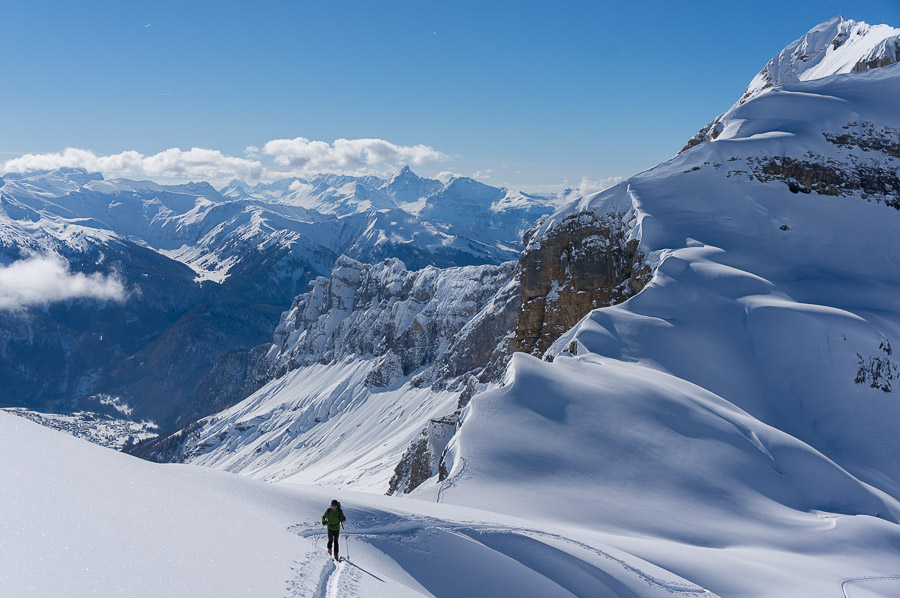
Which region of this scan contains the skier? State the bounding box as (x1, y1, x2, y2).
(321, 499, 346, 561)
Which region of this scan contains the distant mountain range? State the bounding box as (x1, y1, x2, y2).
(0, 166, 565, 429)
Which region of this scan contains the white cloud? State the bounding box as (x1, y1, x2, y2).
(472, 169, 493, 181)
(516, 175, 625, 197)
(435, 171, 464, 183)
(0, 254, 127, 311)
(2, 137, 449, 182)
(574, 176, 624, 196)
(3, 147, 266, 182)
(262, 137, 447, 175)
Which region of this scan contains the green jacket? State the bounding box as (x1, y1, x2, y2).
(322, 507, 346, 531)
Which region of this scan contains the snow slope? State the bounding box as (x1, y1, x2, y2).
(435, 355, 900, 596)
(428, 23, 900, 598)
(146, 257, 519, 492)
(1, 411, 715, 598)
(175, 360, 460, 492)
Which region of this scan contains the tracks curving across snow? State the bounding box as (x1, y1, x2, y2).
(841, 575, 900, 598)
(435, 456, 467, 503)
(288, 510, 718, 598)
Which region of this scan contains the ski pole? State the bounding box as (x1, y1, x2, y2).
(342, 522, 350, 561)
(316, 522, 324, 547)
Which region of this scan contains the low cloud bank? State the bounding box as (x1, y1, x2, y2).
(3, 147, 265, 182)
(261, 137, 446, 173)
(2, 137, 448, 183)
(0, 254, 127, 311)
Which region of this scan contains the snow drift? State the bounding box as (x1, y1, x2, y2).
(430, 16, 900, 597)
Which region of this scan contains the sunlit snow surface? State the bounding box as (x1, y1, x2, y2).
(1, 413, 707, 598)
(184, 360, 460, 492)
(427, 63, 900, 595)
(154, 62, 900, 595)
(742, 16, 900, 103)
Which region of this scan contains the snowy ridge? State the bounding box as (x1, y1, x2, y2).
(684, 16, 900, 151)
(1, 166, 559, 285)
(423, 23, 900, 596)
(741, 16, 900, 104)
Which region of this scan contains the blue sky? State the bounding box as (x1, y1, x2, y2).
(1, 1, 897, 190)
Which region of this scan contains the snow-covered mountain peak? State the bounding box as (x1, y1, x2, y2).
(740, 15, 900, 104)
(380, 166, 442, 208)
(683, 16, 900, 153)
(5, 167, 105, 184)
(1, 167, 104, 199)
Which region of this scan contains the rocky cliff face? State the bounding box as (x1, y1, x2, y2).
(513, 211, 649, 357)
(387, 414, 457, 495)
(266, 255, 519, 387)
(132, 256, 523, 489)
(389, 208, 653, 494)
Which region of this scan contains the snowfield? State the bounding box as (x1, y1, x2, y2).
(1, 412, 712, 598)
(180, 359, 460, 492)
(430, 354, 900, 597)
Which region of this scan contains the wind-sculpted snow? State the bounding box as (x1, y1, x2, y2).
(425, 32, 900, 596)
(4, 412, 723, 597)
(434, 353, 900, 596)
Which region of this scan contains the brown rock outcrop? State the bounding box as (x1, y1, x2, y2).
(749, 154, 900, 206)
(513, 212, 649, 357)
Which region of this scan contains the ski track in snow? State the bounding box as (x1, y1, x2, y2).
(287, 514, 716, 598)
(433, 459, 713, 595)
(286, 524, 357, 598)
(315, 561, 333, 598)
(325, 561, 345, 598)
(841, 575, 900, 598)
(435, 456, 467, 503)
(509, 527, 712, 596)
